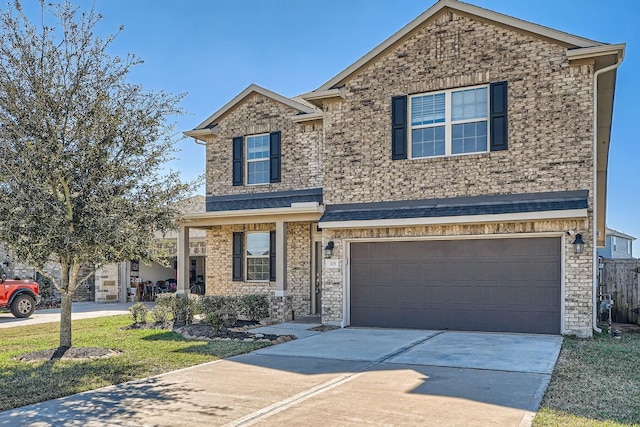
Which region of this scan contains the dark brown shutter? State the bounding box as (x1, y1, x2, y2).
(391, 95, 408, 160)
(269, 131, 281, 183)
(489, 81, 508, 151)
(269, 230, 276, 282)
(232, 232, 244, 281)
(232, 136, 244, 186)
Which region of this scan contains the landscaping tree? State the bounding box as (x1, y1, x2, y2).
(0, 1, 193, 349)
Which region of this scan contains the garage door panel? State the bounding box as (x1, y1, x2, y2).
(350, 238, 561, 334)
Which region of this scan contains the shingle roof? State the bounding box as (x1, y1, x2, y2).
(319, 190, 588, 223)
(206, 188, 323, 212)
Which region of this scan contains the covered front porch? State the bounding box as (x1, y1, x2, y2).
(177, 200, 324, 321)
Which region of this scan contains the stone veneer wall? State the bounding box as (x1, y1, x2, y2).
(204, 93, 322, 196)
(206, 221, 313, 318)
(321, 219, 594, 337)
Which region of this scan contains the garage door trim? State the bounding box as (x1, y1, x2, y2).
(343, 232, 566, 333)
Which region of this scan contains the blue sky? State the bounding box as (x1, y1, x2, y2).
(19, 0, 640, 252)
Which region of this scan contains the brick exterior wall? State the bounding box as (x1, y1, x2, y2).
(197, 9, 601, 335)
(205, 221, 313, 318)
(205, 93, 322, 196)
(322, 12, 593, 206)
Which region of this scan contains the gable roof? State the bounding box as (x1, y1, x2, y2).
(606, 228, 636, 241)
(187, 84, 316, 134)
(312, 0, 605, 92)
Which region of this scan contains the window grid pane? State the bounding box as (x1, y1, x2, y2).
(412, 126, 445, 158)
(247, 258, 269, 281)
(411, 93, 445, 126)
(452, 121, 487, 154)
(248, 160, 269, 185)
(451, 87, 487, 121)
(247, 135, 270, 160)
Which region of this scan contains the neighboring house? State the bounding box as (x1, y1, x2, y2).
(182, 0, 625, 337)
(0, 246, 95, 302)
(95, 195, 208, 303)
(598, 228, 635, 259)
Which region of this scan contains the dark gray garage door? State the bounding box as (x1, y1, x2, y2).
(350, 237, 561, 334)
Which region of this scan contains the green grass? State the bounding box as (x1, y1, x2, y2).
(0, 315, 269, 411)
(534, 331, 640, 427)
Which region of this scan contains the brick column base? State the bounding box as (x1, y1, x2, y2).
(270, 295, 293, 322)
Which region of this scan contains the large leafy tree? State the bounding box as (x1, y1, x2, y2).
(0, 1, 193, 349)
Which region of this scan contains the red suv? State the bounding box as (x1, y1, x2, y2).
(0, 279, 41, 318)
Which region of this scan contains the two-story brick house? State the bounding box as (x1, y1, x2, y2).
(182, 0, 624, 337)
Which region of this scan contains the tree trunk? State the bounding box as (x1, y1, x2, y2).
(59, 291, 73, 349)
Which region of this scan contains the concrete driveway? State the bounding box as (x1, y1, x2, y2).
(0, 326, 562, 427)
(0, 302, 144, 329)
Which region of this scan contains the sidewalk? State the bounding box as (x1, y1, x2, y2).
(0, 302, 148, 328)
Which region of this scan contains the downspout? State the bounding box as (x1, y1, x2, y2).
(592, 56, 623, 334)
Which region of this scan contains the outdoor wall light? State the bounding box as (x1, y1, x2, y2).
(324, 241, 335, 259)
(572, 233, 585, 254)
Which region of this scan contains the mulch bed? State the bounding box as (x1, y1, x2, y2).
(15, 319, 301, 362)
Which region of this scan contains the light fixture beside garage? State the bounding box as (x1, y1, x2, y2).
(324, 241, 335, 258)
(572, 234, 585, 254)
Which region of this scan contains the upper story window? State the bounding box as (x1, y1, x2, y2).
(232, 131, 281, 186)
(391, 81, 507, 161)
(246, 134, 270, 185)
(410, 86, 488, 158)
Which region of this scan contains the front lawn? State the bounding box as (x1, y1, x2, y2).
(0, 315, 269, 411)
(534, 330, 640, 426)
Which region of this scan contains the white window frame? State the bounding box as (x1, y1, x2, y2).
(409, 84, 489, 159)
(245, 231, 270, 282)
(245, 134, 270, 186)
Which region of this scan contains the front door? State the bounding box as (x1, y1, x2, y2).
(312, 241, 323, 314)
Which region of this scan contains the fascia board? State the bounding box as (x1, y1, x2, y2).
(319, 209, 588, 229)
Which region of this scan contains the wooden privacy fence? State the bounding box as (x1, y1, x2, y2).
(601, 258, 640, 324)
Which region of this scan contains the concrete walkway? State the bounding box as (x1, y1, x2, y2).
(0, 324, 562, 426)
(0, 302, 144, 328)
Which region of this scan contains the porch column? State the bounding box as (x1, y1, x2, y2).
(177, 226, 190, 294)
(275, 220, 287, 296)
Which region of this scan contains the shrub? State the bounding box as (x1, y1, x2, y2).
(198, 295, 227, 317)
(155, 293, 173, 310)
(239, 294, 270, 321)
(171, 293, 196, 327)
(204, 311, 225, 332)
(150, 304, 171, 325)
(129, 302, 148, 324)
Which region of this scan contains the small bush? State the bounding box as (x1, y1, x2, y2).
(155, 293, 173, 310)
(198, 295, 227, 317)
(239, 294, 270, 321)
(205, 311, 225, 332)
(129, 302, 148, 324)
(171, 293, 197, 327)
(150, 304, 171, 324)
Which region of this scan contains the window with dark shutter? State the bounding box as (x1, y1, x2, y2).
(269, 131, 281, 183)
(391, 95, 408, 160)
(232, 136, 244, 186)
(269, 230, 276, 281)
(232, 232, 244, 281)
(489, 81, 508, 151)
